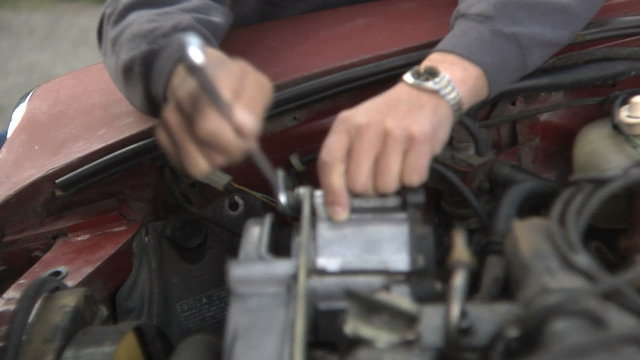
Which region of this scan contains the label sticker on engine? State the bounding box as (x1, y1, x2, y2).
(176, 287, 229, 331)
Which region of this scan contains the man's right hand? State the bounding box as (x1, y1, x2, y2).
(155, 47, 274, 179)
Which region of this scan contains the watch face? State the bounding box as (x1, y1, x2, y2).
(412, 66, 440, 81)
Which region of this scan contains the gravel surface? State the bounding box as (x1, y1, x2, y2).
(0, 1, 104, 129)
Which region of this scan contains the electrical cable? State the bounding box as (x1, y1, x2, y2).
(539, 47, 640, 72)
(230, 182, 279, 209)
(489, 180, 558, 250)
(458, 116, 489, 156)
(581, 16, 640, 34)
(573, 29, 640, 44)
(431, 161, 489, 228)
(548, 168, 640, 316)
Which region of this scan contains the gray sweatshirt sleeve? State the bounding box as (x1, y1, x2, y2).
(435, 0, 606, 97)
(98, 0, 233, 116)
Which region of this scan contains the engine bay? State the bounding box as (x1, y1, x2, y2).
(5, 6, 640, 360)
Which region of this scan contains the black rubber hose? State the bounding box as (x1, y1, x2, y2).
(550, 174, 640, 317)
(4, 276, 68, 360)
(582, 16, 640, 34)
(538, 47, 640, 72)
(573, 168, 640, 245)
(458, 116, 489, 156)
(490, 181, 558, 248)
(574, 29, 640, 45)
(495, 60, 640, 101)
(431, 161, 489, 228)
(489, 161, 558, 188)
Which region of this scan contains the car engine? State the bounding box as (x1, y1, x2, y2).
(4, 6, 640, 360)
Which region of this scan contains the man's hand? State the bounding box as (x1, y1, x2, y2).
(318, 52, 488, 221)
(155, 47, 273, 179)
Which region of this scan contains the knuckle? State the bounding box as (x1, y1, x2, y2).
(318, 149, 338, 170)
(408, 129, 429, 144)
(192, 114, 218, 140)
(384, 124, 405, 141)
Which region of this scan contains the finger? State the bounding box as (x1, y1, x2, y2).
(173, 92, 249, 165)
(228, 59, 273, 140)
(185, 60, 271, 161)
(375, 128, 407, 194)
(154, 123, 180, 168)
(318, 126, 351, 221)
(346, 118, 384, 196)
(169, 56, 249, 163)
(162, 100, 223, 178)
(401, 137, 432, 187)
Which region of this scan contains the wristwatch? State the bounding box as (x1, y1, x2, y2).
(401, 65, 464, 121)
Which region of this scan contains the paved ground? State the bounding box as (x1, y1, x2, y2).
(0, 1, 103, 130)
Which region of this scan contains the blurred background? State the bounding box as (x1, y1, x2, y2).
(0, 0, 104, 130)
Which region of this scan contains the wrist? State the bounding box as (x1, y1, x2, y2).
(402, 65, 464, 121)
(419, 52, 489, 112)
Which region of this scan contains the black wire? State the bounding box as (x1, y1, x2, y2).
(574, 168, 640, 244)
(539, 47, 640, 72)
(581, 16, 640, 35)
(431, 161, 489, 228)
(459, 116, 489, 156)
(549, 186, 586, 260)
(549, 168, 640, 316)
(573, 28, 640, 44)
(489, 180, 558, 249)
(563, 184, 598, 256)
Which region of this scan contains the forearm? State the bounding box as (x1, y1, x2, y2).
(436, 0, 606, 97)
(98, 0, 233, 116)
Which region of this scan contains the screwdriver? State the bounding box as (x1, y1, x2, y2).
(181, 32, 291, 212)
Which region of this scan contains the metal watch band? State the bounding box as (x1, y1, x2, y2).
(401, 66, 464, 121)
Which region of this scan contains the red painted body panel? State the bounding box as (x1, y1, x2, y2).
(222, 0, 455, 87)
(0, 64, 155, 216)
